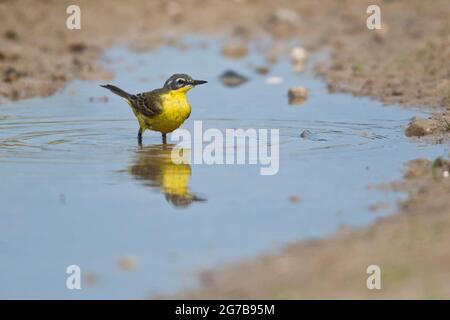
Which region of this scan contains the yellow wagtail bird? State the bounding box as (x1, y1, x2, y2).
(101, 74, 207, 144)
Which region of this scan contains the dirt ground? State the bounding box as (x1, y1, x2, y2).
(1, 0, 450, 299)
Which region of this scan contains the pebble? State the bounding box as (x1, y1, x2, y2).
(68, 42, 87, 53)
(291, 47, 308, 65)
(288, 86, 308, 104)
(266, 76, 283, 85)
(299, 130, 311, 138)
(405, 117, 433, 137)
(4, 29, 18, 41)
(290, 47, 308, 72)
(255, 66, 270, 75)
(219, 70, 248, 87)
(290, 195, 301, 204)
(117, 257, 137, 271)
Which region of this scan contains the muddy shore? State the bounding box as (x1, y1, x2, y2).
(1, 0, 450, 298)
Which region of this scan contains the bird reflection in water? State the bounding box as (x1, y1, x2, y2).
(129, 144, 205, 208)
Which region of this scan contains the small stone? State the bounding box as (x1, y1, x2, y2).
(219, 70, 249, 87)
(68, 42, 87, 53)
(117, 257, 137, 271)
(299, 130, 311, 138)
(266, 76, 283, 85)
(255, 66, 270, 75)
(405, 117, 434, 137)
(288, 86, 308, 104)
(290, 195, 301, 204)
(443, 171, 449, 178)
(4, 29, 18, 41)
(290, 47, 308, 65)
(221, 40, 248, 59)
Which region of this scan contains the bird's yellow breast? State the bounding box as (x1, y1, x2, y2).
(137, 88, 191, 134)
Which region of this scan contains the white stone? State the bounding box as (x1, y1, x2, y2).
(291, 47, 308, 65)
(266, 76, 284, 85)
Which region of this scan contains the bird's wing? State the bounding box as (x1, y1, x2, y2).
(129, 90, 164, 117)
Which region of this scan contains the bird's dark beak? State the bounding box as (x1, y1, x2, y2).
(192, 79, 207, 86)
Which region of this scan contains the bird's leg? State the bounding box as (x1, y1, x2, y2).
(162, 133, 167, 144)
(137, 128, 143, 146)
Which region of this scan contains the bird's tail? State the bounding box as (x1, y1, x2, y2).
(100, 84, 132, 99)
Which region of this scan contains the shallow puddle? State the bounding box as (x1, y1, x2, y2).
(0, 39, 444, 298)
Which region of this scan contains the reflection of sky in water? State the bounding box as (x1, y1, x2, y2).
(0, 39, 445, 298)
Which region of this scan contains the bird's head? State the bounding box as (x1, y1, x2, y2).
(163, 74, 207, 93)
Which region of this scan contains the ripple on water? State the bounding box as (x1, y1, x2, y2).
(0, 115, 399, 162)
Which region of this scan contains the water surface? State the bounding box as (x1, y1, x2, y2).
(0, 39, 443, 298)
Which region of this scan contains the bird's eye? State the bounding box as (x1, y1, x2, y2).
(176, 78, 185, 85)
